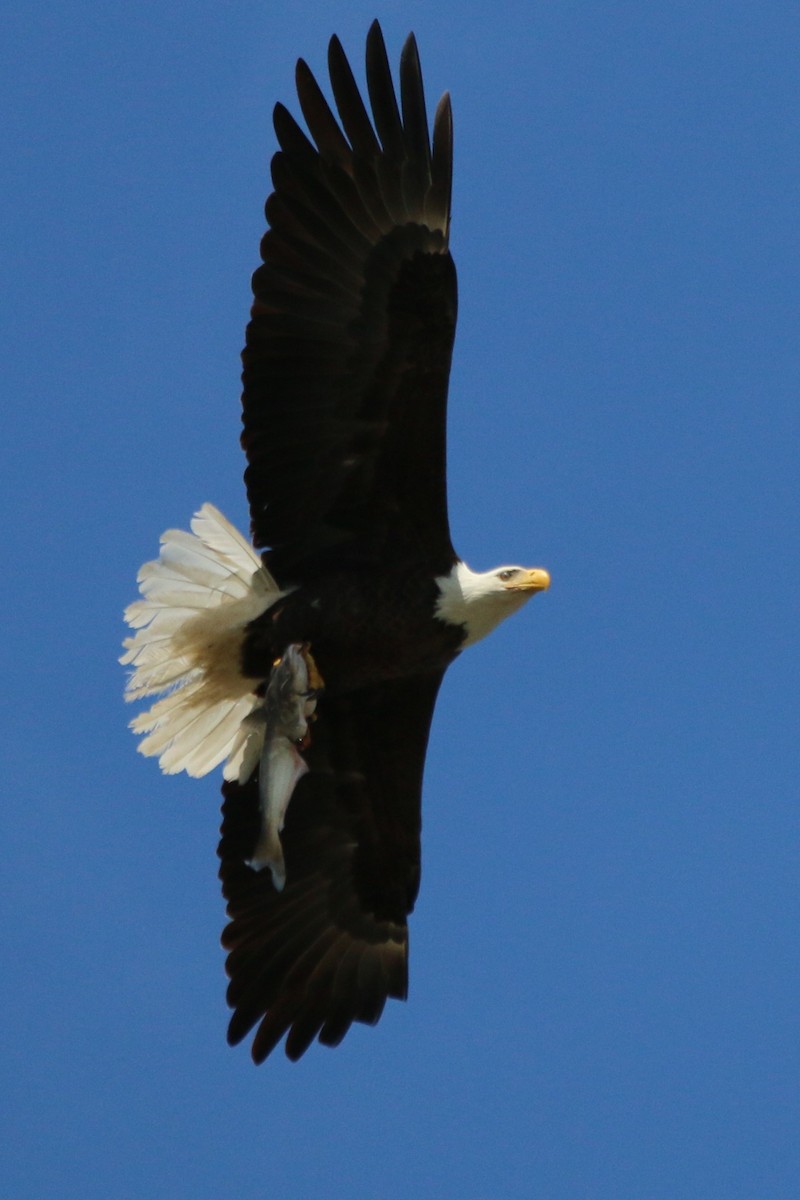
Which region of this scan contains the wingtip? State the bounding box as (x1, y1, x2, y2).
(400, 31, 421, 71)
(327, 31, 343, 63)
(366, 17, 388, 61)
(295, 55, 311, 88)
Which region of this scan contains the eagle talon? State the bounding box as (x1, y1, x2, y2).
(298, 644, 324, 693)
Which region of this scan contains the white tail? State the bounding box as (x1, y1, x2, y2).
(121, 504, 283, 780)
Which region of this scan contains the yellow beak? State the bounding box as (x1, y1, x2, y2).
(505, 567, 551, 594)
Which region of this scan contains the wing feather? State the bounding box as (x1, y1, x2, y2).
(327, 36, 381, 159)
(241, 20, 457, 579)
(218, 671, 445, 1061)
(295, 58, 353, 167)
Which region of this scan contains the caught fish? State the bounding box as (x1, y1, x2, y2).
(246, 644, 322, 889)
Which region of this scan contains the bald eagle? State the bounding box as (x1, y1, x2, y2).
(122, 21, 550, 1063)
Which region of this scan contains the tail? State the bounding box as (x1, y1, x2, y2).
(121, 504, 282, 780)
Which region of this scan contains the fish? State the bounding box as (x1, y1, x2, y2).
(245, 644, 322, 890)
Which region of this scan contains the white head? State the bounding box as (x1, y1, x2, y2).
(434, 560, 551, 647)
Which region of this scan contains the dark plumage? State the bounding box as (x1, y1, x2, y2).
(223, 24, 459, 1059)
(241, 23, 456, 581)
(122, 21, 549, 1064)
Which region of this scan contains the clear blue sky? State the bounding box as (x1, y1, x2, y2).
(2, 2, 798, 1197)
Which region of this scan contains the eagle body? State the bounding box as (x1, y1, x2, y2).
(122, 22, 550, 1063)
(242, 563, 465, 694)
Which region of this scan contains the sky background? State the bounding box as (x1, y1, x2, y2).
(2, 1, 798, 1197)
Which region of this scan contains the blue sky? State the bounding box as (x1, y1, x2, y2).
(2, 2, 798, 1197)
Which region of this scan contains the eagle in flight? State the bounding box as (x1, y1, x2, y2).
(122, 21, 550, 1062)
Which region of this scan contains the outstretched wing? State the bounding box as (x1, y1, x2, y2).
(218, 671, 445, 1062)
(241, 20, 457, 580)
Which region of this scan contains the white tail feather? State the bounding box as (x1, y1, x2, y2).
(121, 504, 283, 779)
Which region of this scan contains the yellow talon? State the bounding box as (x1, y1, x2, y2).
(300, 644, 325, 692)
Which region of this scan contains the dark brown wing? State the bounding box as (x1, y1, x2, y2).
(241, 21, 457, 580)
(218, 671, 445, 1062)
